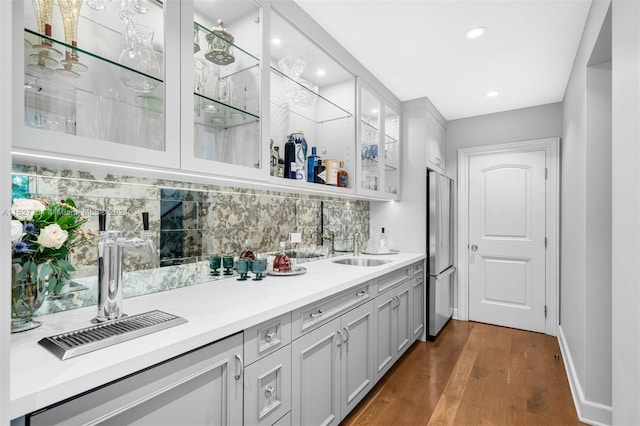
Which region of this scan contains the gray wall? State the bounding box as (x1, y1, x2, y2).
(560, 0, 612, 423)
(611, 0, 640, 423)
(445, 102, 563, 179)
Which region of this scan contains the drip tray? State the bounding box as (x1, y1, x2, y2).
(38, 310, 187, 360)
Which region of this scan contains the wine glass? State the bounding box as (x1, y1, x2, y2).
(222, 254, 234, 275)
(28, 0, 62, 75)
(56, 0, 88, 78)
(236, 259, 250, 281)
(251, 258, 267, 281)
(209, 254, 221, 276)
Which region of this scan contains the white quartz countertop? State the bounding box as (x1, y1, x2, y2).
(10, 251, 425, 419)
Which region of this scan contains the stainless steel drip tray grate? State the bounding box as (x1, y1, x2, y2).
(38, 310, 187, 360)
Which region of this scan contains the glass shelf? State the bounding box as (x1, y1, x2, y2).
(270, 68, 353, 125)
(24, 29, 163, 87)
(193, 92, 259, 130)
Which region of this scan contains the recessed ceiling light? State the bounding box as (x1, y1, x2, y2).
(485, 90, 499, 98)
(371, 108, 378, 114)
(465, 26, 486, 39)
(316, 69, 326, 77)
(272, 38, 281, 45)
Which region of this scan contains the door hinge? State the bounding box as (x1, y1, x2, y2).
(545, 305, 547, 318)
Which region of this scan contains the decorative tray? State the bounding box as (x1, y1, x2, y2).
(266, 266, 307, 276)
(361, 249, 400, 255)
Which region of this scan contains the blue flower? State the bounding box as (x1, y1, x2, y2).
(23, 222, 38, 236)
(12, 240, 34, 254)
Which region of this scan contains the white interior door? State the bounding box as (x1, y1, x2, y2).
(468, 150, 546, 333)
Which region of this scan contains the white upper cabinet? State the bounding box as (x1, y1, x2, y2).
(11, 0, 401, 200)
(16, 0, 181, 168)
(267, 6, 356, 195)
(427, 111, 446, 173)
(181, 0, 265, 180)
(357, 79, 400, 200)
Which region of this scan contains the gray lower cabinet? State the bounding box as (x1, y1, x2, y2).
(28, 333, 244, 426)
(411, 273, 426, 342)
(374, 279, 412, 382)
(291, 300, 375, 426)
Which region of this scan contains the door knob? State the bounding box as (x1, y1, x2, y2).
(470, 244, 478, 252)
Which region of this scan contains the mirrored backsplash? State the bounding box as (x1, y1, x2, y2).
(11, 164, 370, 316)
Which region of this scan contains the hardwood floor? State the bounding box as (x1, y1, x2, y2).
(341, 320, 583, 425)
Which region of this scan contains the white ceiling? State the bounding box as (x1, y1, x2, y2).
(294, 0, 592, 121)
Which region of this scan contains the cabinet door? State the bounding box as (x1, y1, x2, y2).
(291, 318, 341, 426)
(181, 0, 265, 180)
(267, 8, 356, 194)
(17, 0, 180, 169)
(427, 113, 445, 173)
(340, 300, 374, 416)
(395, 280, 412, 357)
(373, 289, 396, 382)
(29, 334, 244, 426)
(357, 79, 401, 200)
(383, 105, 399, 196)
(411, 274, 426, 342)
(244, 345, 292, 426)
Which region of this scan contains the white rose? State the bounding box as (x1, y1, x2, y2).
(11, 198, 46, 221)
(37, 224, 68, 249)
(11, 220, 24, 243)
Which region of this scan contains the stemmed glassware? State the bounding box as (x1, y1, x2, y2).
(209, 254, 221, 276)
(28, 0, 62, 75)
(236, 259, 250, 281)
(222, 254, 234, 275)
(251, 258, 267, 281)
(56, 0, 88, 78)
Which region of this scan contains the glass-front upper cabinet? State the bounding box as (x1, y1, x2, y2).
(384, 105, 399, 196)
(181, 0, 263, 179)
(16, 0, 180, 168)
(268, 9, 355, 193)
(357, 79, 400, 200)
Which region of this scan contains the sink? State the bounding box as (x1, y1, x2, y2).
(332, 258, 392, 267)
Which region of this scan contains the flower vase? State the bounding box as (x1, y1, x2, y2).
(11, 263, 47, 333)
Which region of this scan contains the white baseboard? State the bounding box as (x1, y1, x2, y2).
(557, 326, 612, 426)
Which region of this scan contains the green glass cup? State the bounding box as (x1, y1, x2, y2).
(251, 258, 267, 281)
(236, 259, 250, 281)
(209, 254, 221, 276)
(222, 254, 234, 275)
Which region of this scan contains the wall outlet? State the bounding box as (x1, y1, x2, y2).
(290, 232, 302, 243)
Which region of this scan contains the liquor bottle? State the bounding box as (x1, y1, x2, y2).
(284, 135, 296, 179)
(378, 227, 390, 253)
(325, 159, 338, 186)
(273, 241, 291, 273)
(269, 139, 277, 176)
(314, 159, 326, 184)
(307, 147, 320, 183)
(275, 146, 285, 178)
(337, 160, 349, 187)
(239, 239, 256, 260)
(294, 135, 306, 180)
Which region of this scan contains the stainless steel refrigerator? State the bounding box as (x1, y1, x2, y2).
(427, 169, 455, 340)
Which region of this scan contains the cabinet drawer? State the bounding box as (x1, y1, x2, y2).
(376, 266, 411, 295)
(412, 260, 425, 277)
(244, 346, 292, 426)
(245, 313, 292, 365)
(292, 282, 371, 339)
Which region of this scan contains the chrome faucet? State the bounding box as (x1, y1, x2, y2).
(323, 229, 335, 254)
(353, 232, 363, 256)
(94, 211, 155, 323)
